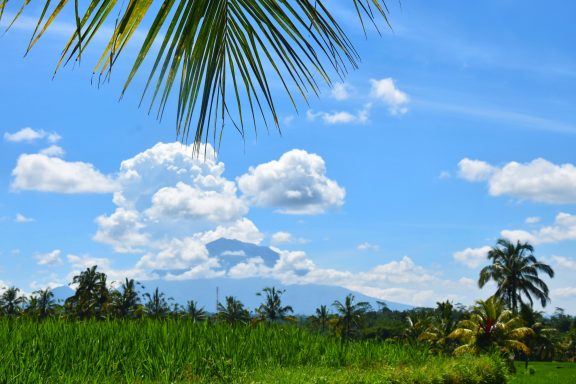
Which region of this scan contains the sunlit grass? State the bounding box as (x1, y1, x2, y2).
(0, 319, 507, 383)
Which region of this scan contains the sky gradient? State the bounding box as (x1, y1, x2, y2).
(1, 1, 575, 313)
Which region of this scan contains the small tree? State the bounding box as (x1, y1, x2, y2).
(143, 288, 172, 319)
(217, 296, 250, 325)
(332, 294, 371, 341)
(65, 266, 111, 319)
(186, 300, 206, 323)
(0, 286, 27, 317)
(256, 287, 294, 323)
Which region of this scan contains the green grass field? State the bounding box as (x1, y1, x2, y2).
(510, 361, 576, 384)
(0, 319, 508, 383)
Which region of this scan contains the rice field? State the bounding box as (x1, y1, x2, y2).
(0, 319, 508, 383)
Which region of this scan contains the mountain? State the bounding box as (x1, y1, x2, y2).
(52, 238, 413, 314)
(142, 277, 412, 314)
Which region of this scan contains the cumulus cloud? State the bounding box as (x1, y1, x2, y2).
(526, 216, 541, 224)
(11, 153, 117, 193)
(552, 287, 576, 298)
(306, 105, 370, 125)
(4, 127, 60, 143)
(35, 249, 62, 266)
(270, 231, 308, 245)
(459, 158, 576, 204)
(39, 145, 65, 157)
(453, 246, 491, 268)
(501, 212, 576, 245)
(369, 78, 409, 115)
(458, 158, 495, 182)
(93, 208, 150, 253)
(14, 213, 34, 223)
(237, 149, 345, 215)
(330, 82, 351, 101)
(551, 256, 576, 270)
(357, 242, 380, 252)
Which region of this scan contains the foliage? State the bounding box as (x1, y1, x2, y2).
(0, 286, 26, 317)
(217, 295, 250, 325)
(65, 265, 110, 319)
(479, 239, 554, 313)
(0, 319, 507, 384)
(449, 296, 534, 356)
(185, 300, 206, 323)
(332, 294, 371, 341)
(256, 286, 294, 323)
(143, 287, 172, 318)
(419, 300, 460, 354)
(1, 0, 391, 150)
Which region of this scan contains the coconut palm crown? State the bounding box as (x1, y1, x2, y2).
(1, 1, 391, 152)
(479, 239, 554, 313)
(449, 296, 534, 356)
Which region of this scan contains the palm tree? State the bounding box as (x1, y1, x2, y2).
(479, 239, 554, 313)
(256, 287, 294, 323)
(0, 286, 27, 317)
(308, 305, 331, 334)
(27, 289, 57, 320)
(112, 278, 142, 318)
(332, 294, 371, 341)
(217, 296, 250, 325)
(1, 1, 391, 151)
(65, 265, 111, 319)
(143, 287, 172, 318)
(419, 301, 459, 354)
(186, 300, 206, 323)
(449, 296, 533, 357)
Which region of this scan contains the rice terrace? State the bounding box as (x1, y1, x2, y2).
(1, 0, 575, 383)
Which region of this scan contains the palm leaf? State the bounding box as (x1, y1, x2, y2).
(2, 0, 391, 152)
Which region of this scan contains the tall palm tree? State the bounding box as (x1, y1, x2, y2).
(65, 265, 111, 319)
(186, 300, 206, 323)
(449, 296, 533, 357)
(143, 287, 172, 318)
(308, 304, 331, 334)
(479, 239, 554, 313)
(1, 1, 391, 151)
(0, 286, 27, 317)
(112, 278, 142, 318)
(332, 294, 371, 341)
(217, 296, 250, 325)
(256, 286, 294, 323)
(28, 289, 57, 320)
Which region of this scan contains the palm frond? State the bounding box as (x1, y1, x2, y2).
(2, 0, 391, 152)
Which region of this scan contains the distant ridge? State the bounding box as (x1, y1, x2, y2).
(50, 238, 414, 314)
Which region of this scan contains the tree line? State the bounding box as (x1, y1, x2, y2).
(1, 239, 574, 365)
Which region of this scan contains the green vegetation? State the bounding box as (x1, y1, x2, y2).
(510, 362, 576, 384)
(0, 239, 572, 382)
(0, 319, 507, 383)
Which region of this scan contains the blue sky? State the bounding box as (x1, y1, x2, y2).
(1, 1, 575, 312)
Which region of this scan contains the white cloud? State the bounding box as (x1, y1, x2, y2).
(4, 127, 60, 143)
(146, 181, 247, 223)
(307, 104, 370, 125)
(551, 256, 576, 270)
(237, 149, 345, 215)
(552, 287, 576, 298)
(357, 242, 380, 252)
(35, 249, 63, 266)
(501, 212, 576, 245)
(14, 213, 34, 223)
(93, 208, 149, 253)
(11, 153, 117, 193)
(369, 78, 409, 115)
(453, 246, 491, 268)
(39, 145, 65, 157)
(458, 158, 495, 182)
(270, 231, 308, 245)
(459, 158, 576, 204)
(526, 216, 541, 224)
(330, 82, 351, 101)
